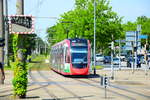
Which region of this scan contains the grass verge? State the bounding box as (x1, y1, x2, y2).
(92, 65, 104, 70)
(4, 55, 50, 71)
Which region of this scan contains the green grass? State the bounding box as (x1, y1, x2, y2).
(92, 65, 104, 70)
(4, 66, 13, 70)
(4, 55, 50, 71)
(28, 55, 50, 70)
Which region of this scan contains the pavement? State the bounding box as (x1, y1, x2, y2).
(0, 69, 150, 100)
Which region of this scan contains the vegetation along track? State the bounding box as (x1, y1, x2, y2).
(87, 77, 150, 99)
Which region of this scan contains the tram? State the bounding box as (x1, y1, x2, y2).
(50, 38, 91, 75)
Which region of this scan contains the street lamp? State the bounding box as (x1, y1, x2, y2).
(93, 0, 96, 75)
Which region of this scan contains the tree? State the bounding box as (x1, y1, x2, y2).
(137, 16, 150, 35)
(136, 16, 150, 46)
(122, 16, 150, 48)
(47, 0, 123, 54)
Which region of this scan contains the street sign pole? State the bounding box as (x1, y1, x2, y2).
(111, 38, 114, 79)
(145, 36, 148, 75)
(131, 41, 134, 74)
(144, 44, 148, 75)
(105, 84, 107, 99)
(104, 75, 108, 99)
(134, 31, 137, 69)
(93, 0, 96, 75)
(4, 0, 9, 66)
(119, 39, 121, 70)
(0, 0, 5, 84)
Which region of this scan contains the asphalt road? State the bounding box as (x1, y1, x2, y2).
(96, 61, 125, 68)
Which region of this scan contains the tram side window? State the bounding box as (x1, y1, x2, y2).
(65, 47, 70, 63)
(66, 55, 70, 63)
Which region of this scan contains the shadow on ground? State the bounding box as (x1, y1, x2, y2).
(65, 74, 100, 79)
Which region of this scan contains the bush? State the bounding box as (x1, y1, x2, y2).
(12, 61, 28, 98)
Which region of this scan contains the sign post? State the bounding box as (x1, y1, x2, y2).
(101, 75, 109, 99)
(139, 34, 148, 75)
(144, 44, 148, 75)
(111, 40, 114, 79)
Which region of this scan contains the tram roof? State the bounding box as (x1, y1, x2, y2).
(51, 38, 87, 48)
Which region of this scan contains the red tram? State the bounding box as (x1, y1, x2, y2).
(50, 38, 91, 75)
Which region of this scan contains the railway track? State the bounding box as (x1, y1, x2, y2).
(48, 70, 150, 100)
(87, 76, 150, 99)
(28, 56, 150, 100)
(29, 69, 58, 100)
(29, 61, 87, 100)
(37, 70, 86, 100)
(70, 76, 136, 100)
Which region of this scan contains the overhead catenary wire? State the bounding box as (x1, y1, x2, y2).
(33, 16, 59, 19)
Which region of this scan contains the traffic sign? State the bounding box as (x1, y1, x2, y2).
(126, 31, 135, 36)
(9, 15, 34, 34)
(115, 40, 125, 43)
(104, 77, 108, 86)
(126, 37, 135, 41)
(139, 35, 148, 39)
(101, 76, 109, 87)
(125, 31, 141, 50)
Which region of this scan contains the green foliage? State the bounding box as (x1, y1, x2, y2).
(9, 34, 37, 62)
(92, 65, 104, 69)
(12, 34, 19, 58)
(12, 34, 28, 98)
(137, 16, 150, 35)
(28, 55, 50, 70)
(122, 16, 150, 46)
(47, 0, 123, 54)
(12, 61, 28, 97)
(46, 0, 150, 55)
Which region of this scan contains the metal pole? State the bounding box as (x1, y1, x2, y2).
(4, 0, 9, 66)
(144, 40, 148, 75)
(134, 31, 137, 69)
(90, 45, 93, 73)
(0, 0, 5, 84)
(45, 42, 47, 54)
(105, 85, 107, 99)
(111, 34, 114, 79)
(36, 39, 38, 54)
(131, 41, 134, 74)
(93, 0, 96, 75)
(17, 0, 24, 15)
(119, 39, 121, 70)
(104, 74, 107, 99)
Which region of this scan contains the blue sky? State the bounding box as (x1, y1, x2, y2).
(8, 0, 150, 40)
(110, 0, 150, 22)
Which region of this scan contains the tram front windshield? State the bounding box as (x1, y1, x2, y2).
(71, 46, 88, 68)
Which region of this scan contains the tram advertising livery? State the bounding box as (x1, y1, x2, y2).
(50, 38, 91, 75)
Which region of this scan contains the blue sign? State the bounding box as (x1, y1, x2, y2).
(139, 35, 148, 39)
(115, 40, 126, 43)
(125, 31, 141, 50)
(126, 31, 136, 36)
(126, 37, 135, 41)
